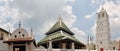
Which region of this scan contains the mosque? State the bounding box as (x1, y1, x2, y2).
(0, 7, 120, 51)
(0, 15, 86, 51)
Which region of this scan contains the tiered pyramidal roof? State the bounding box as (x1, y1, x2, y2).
(46, 15, 74, 35)
(38, 15, 85, 47)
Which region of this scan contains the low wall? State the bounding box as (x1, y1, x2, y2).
(33, 49, 118, 51)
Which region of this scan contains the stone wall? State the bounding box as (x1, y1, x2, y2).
(0, 40, 9, 51)
(32, 49, 119, 51)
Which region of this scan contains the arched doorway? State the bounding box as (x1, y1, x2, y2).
(100, 48, 104, 51)
(13, 46, 26, 51)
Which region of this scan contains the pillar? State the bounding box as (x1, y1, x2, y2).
(87, 43, 90, 51)
(48, 40, 52, 51)
(71, 42, 75, 51)
(26, 42, 28, 51)
(9, 43, 13, 51)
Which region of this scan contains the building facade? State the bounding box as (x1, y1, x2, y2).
(0, 28, 9, 51)
(38, 15, 86, 49)
(96, 8, 111, 50)
(3, 22, 37, 51)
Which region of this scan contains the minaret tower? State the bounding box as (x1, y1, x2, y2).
(96, 7, 111, 50)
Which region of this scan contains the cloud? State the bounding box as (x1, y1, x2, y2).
(85, 12, 95, 19)
(85, 15, 91, 19)
(90, 0, 103, 6)
(0, 0, 87, 43)
(71, 27, 87, 44)
(66, 0, 76, 3)
(62, 5, 76, 27)
(91, 23, 96, 35)
(104, 1, 120, 17)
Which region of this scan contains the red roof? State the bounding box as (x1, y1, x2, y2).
(4, 37, 34, 43)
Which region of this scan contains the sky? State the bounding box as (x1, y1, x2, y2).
(0, 0, 120, 44)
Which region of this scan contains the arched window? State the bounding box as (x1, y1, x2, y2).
(0, 34, 3, 40)
(22, 34, 25, 37)
(15, 35, 17, 38)
(100, 42, 102, 44)
(18, 31, 21, 34)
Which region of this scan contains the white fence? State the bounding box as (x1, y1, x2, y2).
(33, 49, 119, 51)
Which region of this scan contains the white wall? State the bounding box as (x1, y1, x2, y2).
(0, 40, 9, 51)
(33, 49, 119, 51)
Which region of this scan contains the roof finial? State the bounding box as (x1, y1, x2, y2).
(31, 26, 33, 38)
(101, 0, 104, 11)
(58, 14, 62, 27)
(19, 20, 21, 28)
(58, 14, 62, 22)
(101, 6, 104, 11)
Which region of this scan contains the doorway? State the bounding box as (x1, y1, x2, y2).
(13, 46, 26, 51)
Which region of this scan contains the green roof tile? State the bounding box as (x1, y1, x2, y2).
(46, 21, 74, 35)
(38, 16, 85, 46)
(38, 31, 84, 45)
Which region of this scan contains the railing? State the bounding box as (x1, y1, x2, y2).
(33, 49, 119, 51)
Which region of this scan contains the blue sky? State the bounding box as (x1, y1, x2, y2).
(0, 0, 120, 44)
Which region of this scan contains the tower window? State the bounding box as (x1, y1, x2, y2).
(18, 31, 21, 34)
(15, 35, 17, 38)
(22, 34, 25, 37)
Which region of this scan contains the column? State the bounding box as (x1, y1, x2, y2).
(26, 42, 28, 51)
(71, 42, 75, 51)
(87, 43, 90, 51)
(62, 43, 66, 49)
(48, 40, 52, 51)
(26, 42, 31, 51)
(9, 43, 13, 51)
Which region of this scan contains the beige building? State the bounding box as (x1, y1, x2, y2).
(3, 23, 37, 51)
(0, 28, 9, 51)
(87, 43, 96, 50)
(0, 22, 46, 51)
(111, 40, 120, 50)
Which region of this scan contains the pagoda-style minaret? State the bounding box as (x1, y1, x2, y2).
(38, 14, 85, 49)
(96, 7, 111, 50)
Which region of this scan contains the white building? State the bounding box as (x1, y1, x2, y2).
(96, 7, 111, 50)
